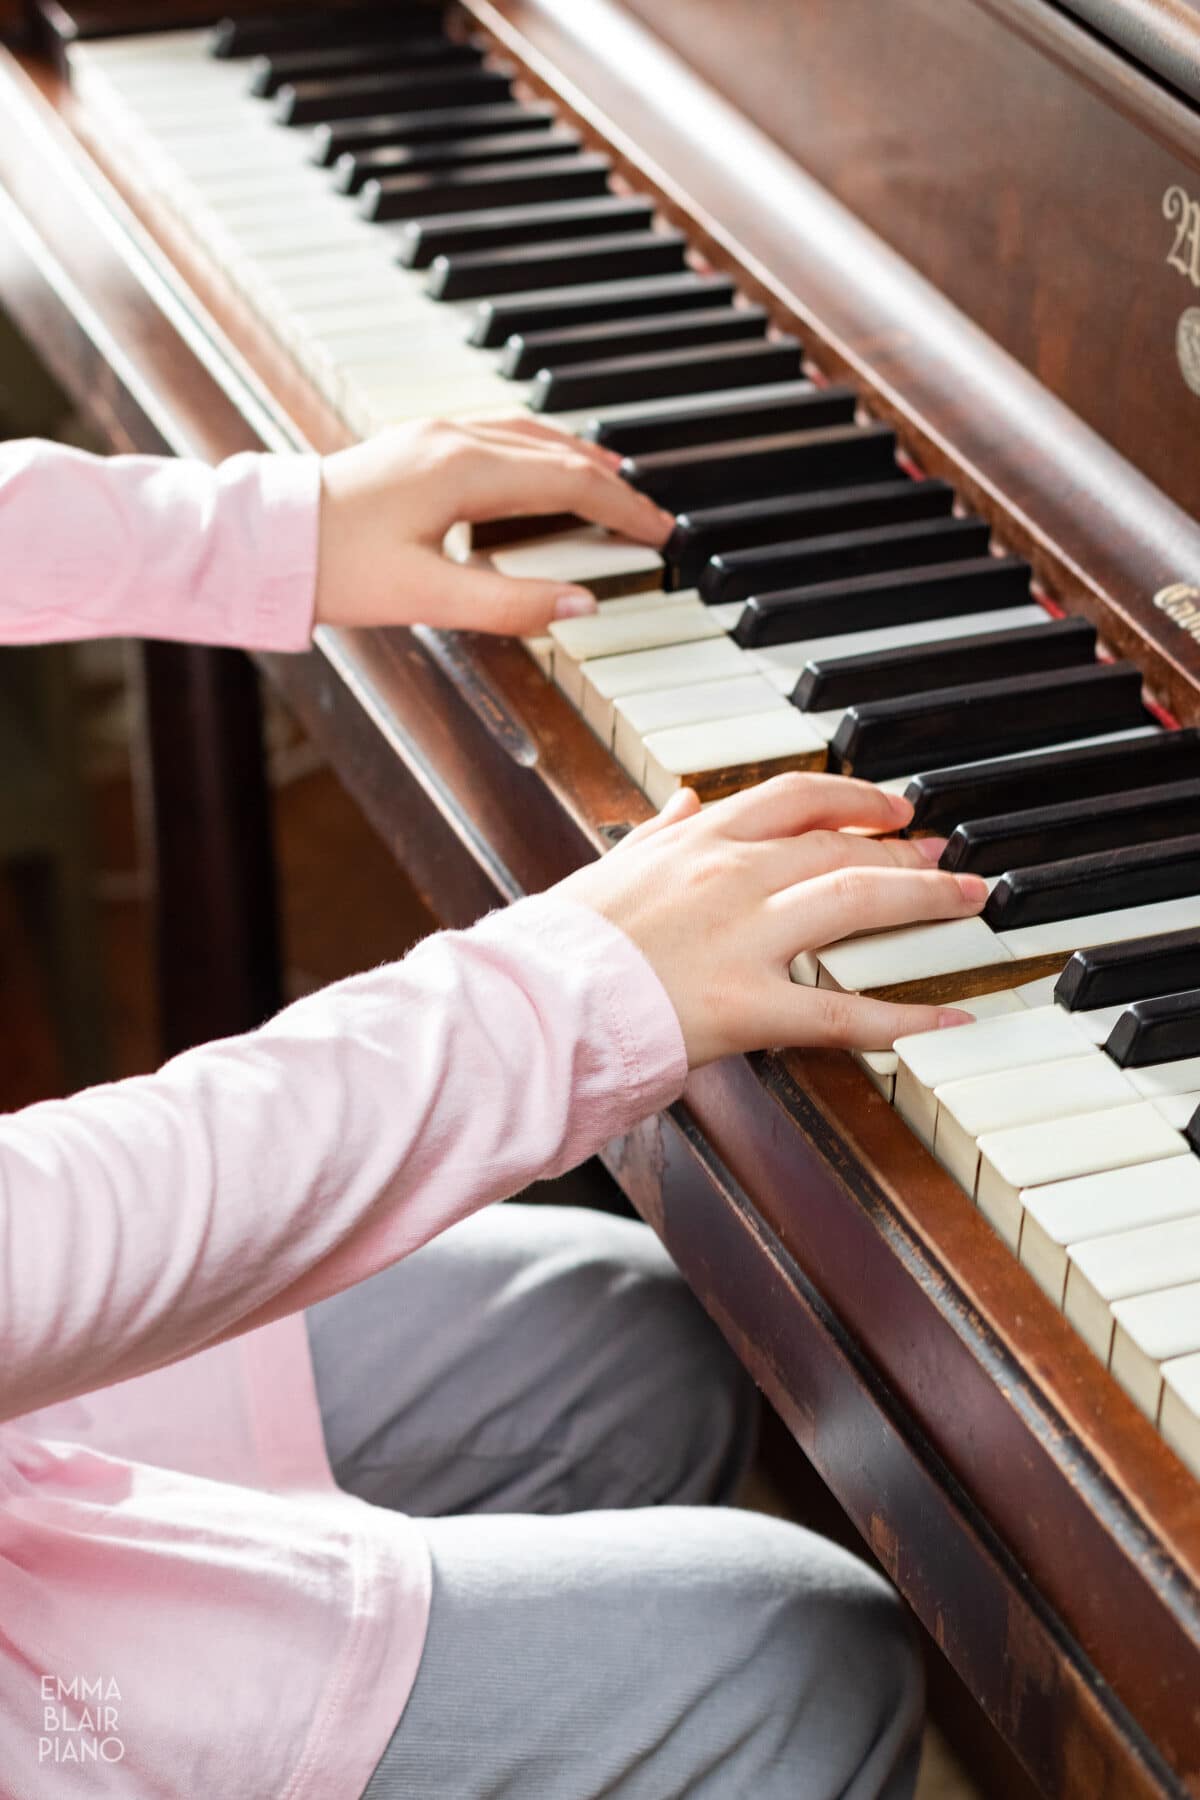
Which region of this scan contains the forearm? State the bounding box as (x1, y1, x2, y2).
(0, 439, 319, 650)
(0, 894, 684, 1422)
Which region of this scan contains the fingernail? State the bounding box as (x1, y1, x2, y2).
(887, 792, 914, 821)
(914, 836, 947, 863)
(955, 874, 989, 904)
(937, 1008, 975, 1029)
(597, 447, 624, 468)
(553, 588, 597, 619)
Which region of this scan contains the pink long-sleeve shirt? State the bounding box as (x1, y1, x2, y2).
(0, 441, 687, 1799)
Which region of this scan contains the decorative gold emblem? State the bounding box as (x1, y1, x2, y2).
(1164, 185, 1200, 287)
(1177, 307, 1200, 397)
(1153, 583, 1200, 644)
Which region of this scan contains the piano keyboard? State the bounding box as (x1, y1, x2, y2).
(67, 10, 1200, 1479)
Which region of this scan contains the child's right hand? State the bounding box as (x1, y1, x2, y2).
(557, 773, 988, 1068)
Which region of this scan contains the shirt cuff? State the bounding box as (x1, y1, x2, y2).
(231, 451, 322, 653)
(475, 890, 689, 1133)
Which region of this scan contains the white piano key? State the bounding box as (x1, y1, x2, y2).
(997, 893, 1200, 963)
(1148, 1092, 1200, 1129)
(1012, 974, 1059, 1009)
(1065, 1211, 1200, 1361)
(641, 709, 828, 807)
(1019, 1155, 1200, 1307)
(854, 1049, 899, 1099)
(1161, 1352, 1200, 1477)
(1111, 1280, 1200, 1421)
(850, 984, 1027, 1103)
(1066, 1001, 1131, 1045)
(580, 636, 754, 741)
(496, 531, 666, 604)
(813, 916, 1015, 1006)
(612, 674, 786, 779)
(1125, 1056, 1200, 1099)
(932, 1052, 1134, 1196)
(977, 1105, 1186, 1252)
(549, 602, 724, 705)
(891, 1005, 1093, 1149)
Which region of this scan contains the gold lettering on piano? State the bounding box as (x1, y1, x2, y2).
(1153, 582, 1200, 643)
(1163, 185, 1200, 287)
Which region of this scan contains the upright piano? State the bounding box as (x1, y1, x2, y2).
(2, 2, 1199, 1792)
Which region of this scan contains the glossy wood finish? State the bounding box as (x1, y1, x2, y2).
(471, 0, 1200, 734)
(3, 8, 1200, 1794)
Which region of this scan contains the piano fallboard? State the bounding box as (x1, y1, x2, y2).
(2, 4, 1199, 1795)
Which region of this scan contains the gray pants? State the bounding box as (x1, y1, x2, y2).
(306, 1204, 923, 1800)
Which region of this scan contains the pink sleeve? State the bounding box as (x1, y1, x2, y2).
(0, 893, 687, 1422)
(0, 438, 320, 651)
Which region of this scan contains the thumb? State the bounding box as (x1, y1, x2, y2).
(414, 555, 597, 636)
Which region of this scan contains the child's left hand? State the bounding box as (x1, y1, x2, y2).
(314, 417, 674, 636)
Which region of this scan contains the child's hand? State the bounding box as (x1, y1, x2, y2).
(558, 775, 987, 1067)
(314, 417, 673, 635)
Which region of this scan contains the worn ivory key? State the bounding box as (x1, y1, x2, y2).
(640, 709, 828, 806)
(889, 1005, 1094, 1148)
(976, 1103, 1187, 1252)
(491, 526, 666, 600)
(852, 985, 1026, 1102)
(1017, 1154, 1200, 1305)
(1161, 1353, 1200, 1478)
(579, 636, 752, 742)
(810, 892, 1200, 1006)
(1065, 1210, 1200, 1361)
(1111, 1279, 1200, 1422)
(548, 599, 724, 705)
(931, 1052, 1136, 1196)
(612, 673, 786, 780)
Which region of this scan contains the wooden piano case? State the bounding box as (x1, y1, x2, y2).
(2, 1, 1200, 1793)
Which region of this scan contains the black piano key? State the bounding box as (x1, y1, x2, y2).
(735, 556, 1032, 651)
(212, 8, 436, 60)
(830, 660, 1145, 783)
(624, 423, 896, 514)
(335, 127, 583, 194)
(1188, 1104, 1200, 1156)
(277, 67, 515, 128)
(500, 305, 765, 381)
(530, 337, 802, 413)
(311, 102, 558, 167)
(904, 727, 1200, 837)
(699, 514, 989, 606)
(1104, 988, 1200, 1069)
(468, 273, 734, 346)
(360, 153, 612, 224)
(793, 616, 1094, 714)
(984, 836, 1200, 933)
(399, 197, 656, 269)
(667, 478, 952, 589)
(1055, 927, 1200, 1012)
(589, 387, 854, 460)
(941, 774, 1200, 876)
(251, 38, 481, 100)
(427, 231, 689, 302)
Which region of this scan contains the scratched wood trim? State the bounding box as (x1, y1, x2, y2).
(3, 20, 1200, 1792)
(607, 1098, 1187, 1800)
